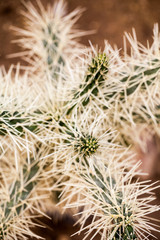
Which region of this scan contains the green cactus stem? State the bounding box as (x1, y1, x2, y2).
(0, 159, 39, 238)
(58, 117, 137, 239)
(67, 52, 109, 114)
(42, 24, 65, 76)
(86, 166, 137, 240)
(107, 59, 160, 101)
(0, 110, 55, 137)
(120, 60, 160, 97)
(0, 110, 38, 136)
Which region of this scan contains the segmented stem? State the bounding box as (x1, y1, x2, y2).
(58, 117, 137, 239)
(42, 24, 65, 76)
(88, 166, 137, 239)
(0, 159, 39, 238)
(0, 110, 38, 136)
(67, 52, 109, 114)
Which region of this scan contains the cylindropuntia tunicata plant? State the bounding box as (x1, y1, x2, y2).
(60, 158, 159, 240)
(0, 141, 54, 239)
(0, 1, 160, 240)
(11, 0, 86, 79)
(108, 25, 160, 149)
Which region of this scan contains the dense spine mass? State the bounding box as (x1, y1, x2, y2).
(0, 159, 40, 239)
(0, 1, 160, 240)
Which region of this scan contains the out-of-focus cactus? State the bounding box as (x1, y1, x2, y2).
(11, 0, 85, 80)
(0, 144, 52, 239)
(108, 25, 160, 150)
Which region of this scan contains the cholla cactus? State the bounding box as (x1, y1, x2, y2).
(109, 25, 160, 150)
(0, 1, 160, 240)
(65, 44, 124, 116)
(0, 142, 52, 240)
(61, 159, 159, 240)
(12, 0, 85, 79)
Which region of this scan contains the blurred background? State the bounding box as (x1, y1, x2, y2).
(0, 0, 160, 239)
(1, 0, 160, 67)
